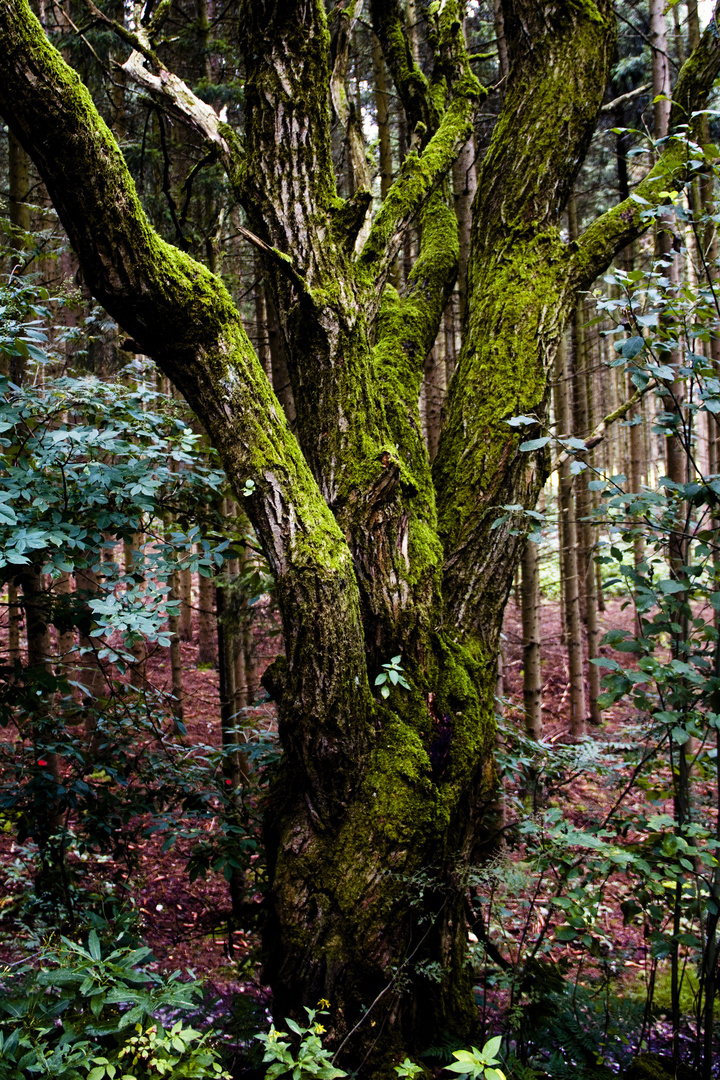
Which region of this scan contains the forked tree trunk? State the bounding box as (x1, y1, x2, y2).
(5, 128, 24, 663)
(2, 0, 719, 1067)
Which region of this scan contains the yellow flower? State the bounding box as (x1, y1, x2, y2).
(314, 1024, 326, 1035)
(317, 998, 331, 1010)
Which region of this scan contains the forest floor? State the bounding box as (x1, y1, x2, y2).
(0, 587, 716, 1074)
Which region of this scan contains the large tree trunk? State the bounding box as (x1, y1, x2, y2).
(1, 0, 719, 1069)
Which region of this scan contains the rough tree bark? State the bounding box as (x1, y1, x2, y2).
(1, 0, 719, 1070)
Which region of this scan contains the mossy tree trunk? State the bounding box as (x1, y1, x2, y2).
(1, 0, 719, 1068)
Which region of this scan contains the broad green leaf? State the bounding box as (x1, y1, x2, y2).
(88, 930, 101, 962)
(483, 1037, 502, 1060)
(519, 436, 550, 452)
(622, 336, 644, 359)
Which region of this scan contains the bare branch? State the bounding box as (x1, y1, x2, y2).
(552, 379, 658, 472)
(121, 50, 229, 156)
(81, 0, 161, 67)
(235, 225, 309, 294)
(600, 83, 650, 114)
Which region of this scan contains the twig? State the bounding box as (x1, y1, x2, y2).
(235, 226, 308, 294)
(601, 83, 651, 114)
(552, 378, 657, 472)
(81, 0, 161, 68)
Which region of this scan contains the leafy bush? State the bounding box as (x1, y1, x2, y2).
(0, 926, 230, 1079)
(255, 1007, 347, 1080)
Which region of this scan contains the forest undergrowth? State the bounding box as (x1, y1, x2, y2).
(2, 582, 714, 1078)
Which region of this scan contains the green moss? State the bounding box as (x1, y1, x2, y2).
(358, 77, 480, 278)
(572, 140, 699, 290)
(624, 964, 700, 1016)
(434, 227, 564, 563)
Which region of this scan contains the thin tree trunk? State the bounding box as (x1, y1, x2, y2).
(493, 0, 509, 85)
(54, 571, 76, 678)
(406, 0, 420, 64)
(197, 558, 217, 668)
(8, 129, 31, 385)
(452, 18, 477, 324)
(215, 560, 249, 924)
(521, 538, 542, 740)
(166, 459, 184, 727)
(178, 567, 193, 642)
(371, 33, 392, 203)
(8, 582, 21, 664)
(168, 570, 184, 729)
(556, 334, 586, 738)
(75, 565, 104, 740)
(124, 533, 147, 686)
(567, 216, 601, 725)
(650, 2, 689, 1062)
(254, 252, 273, 381)
(266, 286, 296, 431)
(8, 128, 30, 255)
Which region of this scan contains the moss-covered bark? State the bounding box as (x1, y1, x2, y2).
(3, 0, 720, 1072)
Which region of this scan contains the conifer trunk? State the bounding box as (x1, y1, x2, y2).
(521, 538, 542, 740)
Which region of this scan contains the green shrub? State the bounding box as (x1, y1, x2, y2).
(0, 926, 230, 1079)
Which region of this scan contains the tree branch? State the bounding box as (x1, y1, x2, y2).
(434, 0, 616, 641)
(358, 71, 480, 302)
(552, 378, 658, 472)
(373, 186, 458, 403)
(369, 0, 437, 140)
(360, 0, 482, 300)
(81, 0, 161, 65)
(121, 49, 230, 157)
(571, 13, 720, 292)
(330, 0, 372, 228)
(0, 0, 374, 788)
(235, 224, 309, 294)
(600, 82, 650, 114)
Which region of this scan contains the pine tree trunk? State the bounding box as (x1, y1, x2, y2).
(521, 538, 542, 740)
(124, 534, 147, 686)
(75, 565, 104, 740)
(178, 568, 193, 642)
(197, 558, 218, 668)
(452, 17, 477, 326)
(372, 33, 392, 203)
(54, 571, 76, 679)
(493, 0, 509, 85)
(7, 582, 21, 665)
(254, 253, 273, 381)
(556, 335, 586, 738)
(168, 570, 184, 728)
